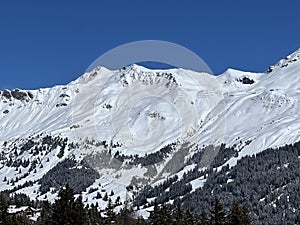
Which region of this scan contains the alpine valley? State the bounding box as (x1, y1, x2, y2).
(1, 49, 300, 224)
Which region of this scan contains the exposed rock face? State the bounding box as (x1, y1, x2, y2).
(1, 89, 34, 102)
(238, 76, 255, 84)
(11, 89, 28, 100)
(2, 90, 12, 99)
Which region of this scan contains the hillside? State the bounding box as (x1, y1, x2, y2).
(0, 49, 299, 224)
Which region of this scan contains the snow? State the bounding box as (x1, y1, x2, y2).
(8, 205, 39, 214)
(190, 176, 206, 190)
(0, 49, 300, 209)
(1, 59, 299, 157)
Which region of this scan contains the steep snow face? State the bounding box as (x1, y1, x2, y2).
(0, 64, 223, 155)
(1, 51, 300, 157)
(0, 85, 77, 140)
(267, 48, 300, 73)
(0, 49, 299, 206)
(214, 52, 300, 166)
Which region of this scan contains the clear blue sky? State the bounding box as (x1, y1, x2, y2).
(1, 0, 300, 90)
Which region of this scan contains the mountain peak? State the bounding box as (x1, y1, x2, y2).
(0, 49, 300, 222)
(267, 48, 300, 73)
(122, 64, 154, 72)
(115, 64, 179, 88)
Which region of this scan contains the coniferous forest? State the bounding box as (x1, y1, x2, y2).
(0, 184, 251, 225)
(1, 141, 300, 224)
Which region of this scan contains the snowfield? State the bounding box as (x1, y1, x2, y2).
(0, 48, 299, 209)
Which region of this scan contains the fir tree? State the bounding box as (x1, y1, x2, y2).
(148, 200, 161, 225)
(52, 184, 87, 225)
(73, 195, 88, 225)
(104, 198, 116, 224)
(210, 197, 226, 225)
(118, 198, 133, 225)
(241, 204, 251, 225)
(173, 203, 184, 225)
(228, 201, 243, 225)
(38, 200, 53, 225)
(88, 203, 102, 225)
(160, 203, 172, 225)
(200, 211, 210, 225)
(183, 209, 196, 225)
(0, 192, 9, 225)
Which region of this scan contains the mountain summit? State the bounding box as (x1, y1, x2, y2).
(0, 49, 299, 223)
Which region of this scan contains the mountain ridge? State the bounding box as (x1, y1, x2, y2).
(0, 49, 299, 223)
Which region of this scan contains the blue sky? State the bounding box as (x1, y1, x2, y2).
(0, 0, 300, 89)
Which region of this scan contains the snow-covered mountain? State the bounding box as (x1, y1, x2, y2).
(0, 49, 299, 213)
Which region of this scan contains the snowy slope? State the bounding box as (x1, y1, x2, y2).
(0, 49, 299, 208)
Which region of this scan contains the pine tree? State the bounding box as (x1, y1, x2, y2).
(148, 200, 161, 225)
(241, 204, 251, 225)
(38, 200, 53, 225)
(73, 195, 88, 225)
(104, 198, 116, 224)
(183, 209, 196, 225)
(103, 193, 108, 201)
(160, 203, 172, 225)
(228, 201, 243, 225)
(88, 203, 102, 225)
(173, 203, 184, 225)
(210, 197, 226, 225)
(200, 210, 210, 225)
(118, 198, 133, 225)
(0, 192, 9, 225)
(52, 184, 75, 225)
(52, 184, 87, 225)
(227, 202, 252, 225)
